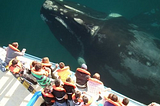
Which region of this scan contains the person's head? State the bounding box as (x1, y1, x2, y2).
(59, 62, 65, 69)
(44, 85, 52, 93)
(73, 98, 79, 103)
(148, 102, 160, 106)
(31, 61, 37, 67)
(82, 95, 88, 105)
(41, 57, 52, 67)
(122, 98, 129, 105)
(111, 94, 118, 102)
(66, 77, 71, 82)
(35, 63, 42, 71)
(81, 63, 87, 70)
(12, 42, 19, 48)
(93, 73, 100, 80)
(55, 79, 60, 87)
(12, 59, 18, 66)
(75, 91, 81, 98)
(107, 93, 113, 99)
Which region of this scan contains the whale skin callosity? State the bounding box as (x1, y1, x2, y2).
(40, 0, 160, 104)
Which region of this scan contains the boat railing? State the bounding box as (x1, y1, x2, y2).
(27, 91, 43, 106)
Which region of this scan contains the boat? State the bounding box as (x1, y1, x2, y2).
(0, 46, 158, 106)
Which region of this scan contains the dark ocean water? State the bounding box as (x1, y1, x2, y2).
(0, 0, 160, 104)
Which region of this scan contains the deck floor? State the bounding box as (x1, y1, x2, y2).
(0, 71, 33, 106)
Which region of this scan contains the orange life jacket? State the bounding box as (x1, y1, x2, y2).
(30, 64, 33, 70)
(82, 93, 93, 106)
(9, 65, 21, 74)
(76, 68, 91, 76)
(52, 85, 66, 102)
(75, 68, 91, 88)
(64, 82, 76, 89)
(41, 90, 55, 103)
(63, 81, 76, 100)
(56, 66, 71, 82)
(53, 85, 66, 92)
(72, 94, 83, 105)
(30, 62, 34, 70)
(31, 67, 49, 77)
(9, 59, 22, 74)
(8, 58, 22, 67)
(9, 44, 20, 52)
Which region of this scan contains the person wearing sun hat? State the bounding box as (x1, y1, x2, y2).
(41, 57, 58, 79)
(42, 57, 52, 67)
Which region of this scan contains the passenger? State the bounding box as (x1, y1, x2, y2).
(9, 58, 24, 78)
(87, 77, 104, 101)
(86, 72, 110, 102)
(104, 94, 122, 106)
(5, 42, 26, 65)
(41, 85, 55, 106)
(122, 98, 129, 106)
(75, 63, 91, 89)
(31, 63, 53, 88)
(82, 95, 88, 106)
(27, 61, 38, 75)
(41, 57, 52, 78)
(41, 57, 58, 79)
(56, 62, 71, 82)
(106, 93, 114, 100)
(52, 79, 68, 106)
(72, 90, 83, 106)
(89, 72, 111, 96)
(9, 58, 37, 85)
(63, 77, 76, 106)
(30, 61, 38, 70)
(111, 94, 118, 102)
(82, 95, 93, 106)
(104, 93, 114, 105)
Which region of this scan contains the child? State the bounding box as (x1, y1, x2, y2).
(72, 91, 83, 106)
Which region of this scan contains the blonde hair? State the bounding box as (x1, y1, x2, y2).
(93, 73, 100, 80)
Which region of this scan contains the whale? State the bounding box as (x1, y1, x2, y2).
(40, 0, 160, 104)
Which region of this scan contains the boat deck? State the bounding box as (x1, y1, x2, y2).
(0, 47, 147, 106)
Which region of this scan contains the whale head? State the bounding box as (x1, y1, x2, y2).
(40, 0, 108, 37)
(40, 0, 110, 58)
